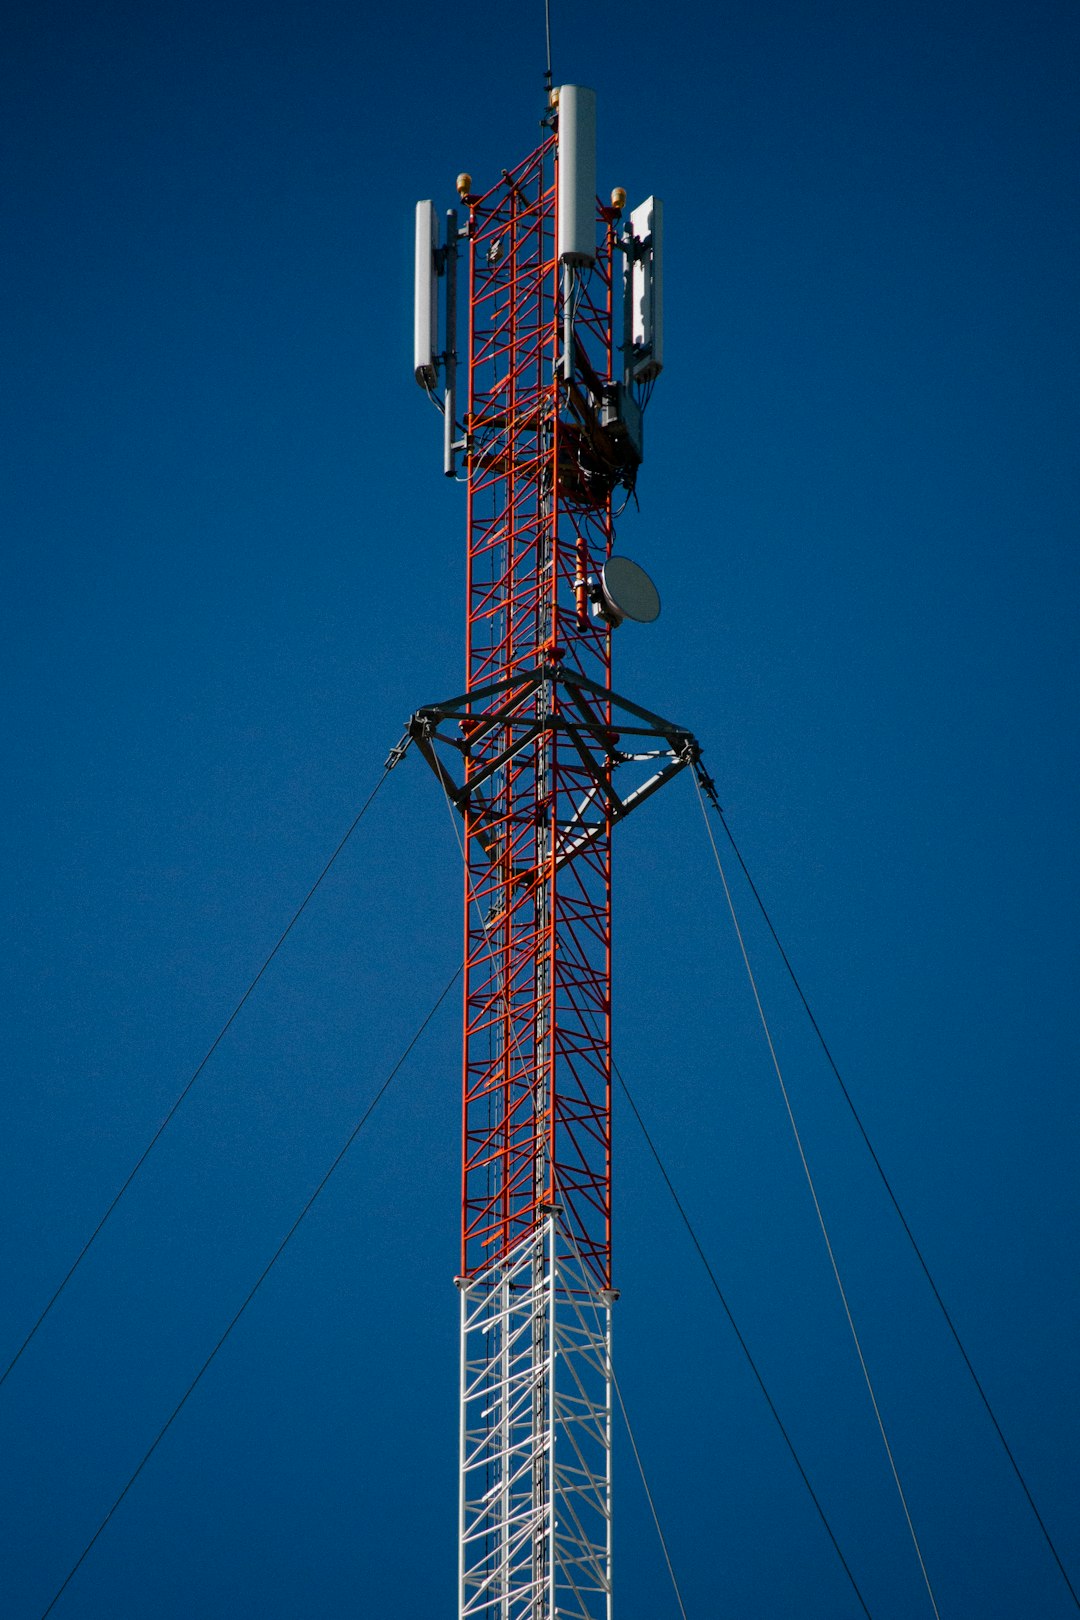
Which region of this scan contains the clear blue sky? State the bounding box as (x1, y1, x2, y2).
(3, 0, 1078, 1615)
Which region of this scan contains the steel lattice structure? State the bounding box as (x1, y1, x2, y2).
(411, 89, 697, 1620)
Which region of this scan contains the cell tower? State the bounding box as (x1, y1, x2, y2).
(410, 84, 700, 1619)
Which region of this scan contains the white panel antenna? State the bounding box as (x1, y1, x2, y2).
(413, 200, 461, 475)
(627, 195, 663, 383)
(557, 86, 597, 265)
(414, 199, 438, 388)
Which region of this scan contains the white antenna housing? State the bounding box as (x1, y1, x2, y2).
(628, 195, 663, 382)
(414, 199, 438, 387)
(557, 86, 597, 265)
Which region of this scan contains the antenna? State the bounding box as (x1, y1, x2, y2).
(557, 84, 596, 382)
(413, 201, 437, 389)
(557, 86, 597, 265)
(595, 555, 661, 625)
(543, 0, 553, 105)
(441, 207, 458, 477)
(412, 197, 463, 475)
(626, 195, 664, 383)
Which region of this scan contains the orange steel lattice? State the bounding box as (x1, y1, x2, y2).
(457, 134, 625, 1290)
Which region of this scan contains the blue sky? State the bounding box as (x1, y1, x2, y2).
(2, 0, 1078, 1615)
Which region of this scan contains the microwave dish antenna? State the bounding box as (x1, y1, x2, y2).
(598, 555, 661, 625)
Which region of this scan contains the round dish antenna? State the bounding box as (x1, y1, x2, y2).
(599, 555, 661, 625)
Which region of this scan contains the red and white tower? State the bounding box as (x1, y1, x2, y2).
(412, 84, 697, 1620)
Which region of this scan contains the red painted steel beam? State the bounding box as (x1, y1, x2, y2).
(459, 132, 620, 1288)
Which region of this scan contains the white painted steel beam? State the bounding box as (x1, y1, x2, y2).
(458, 1216, 613, 1620)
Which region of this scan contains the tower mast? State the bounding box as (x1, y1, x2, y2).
(412, 82, 692, 1619)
